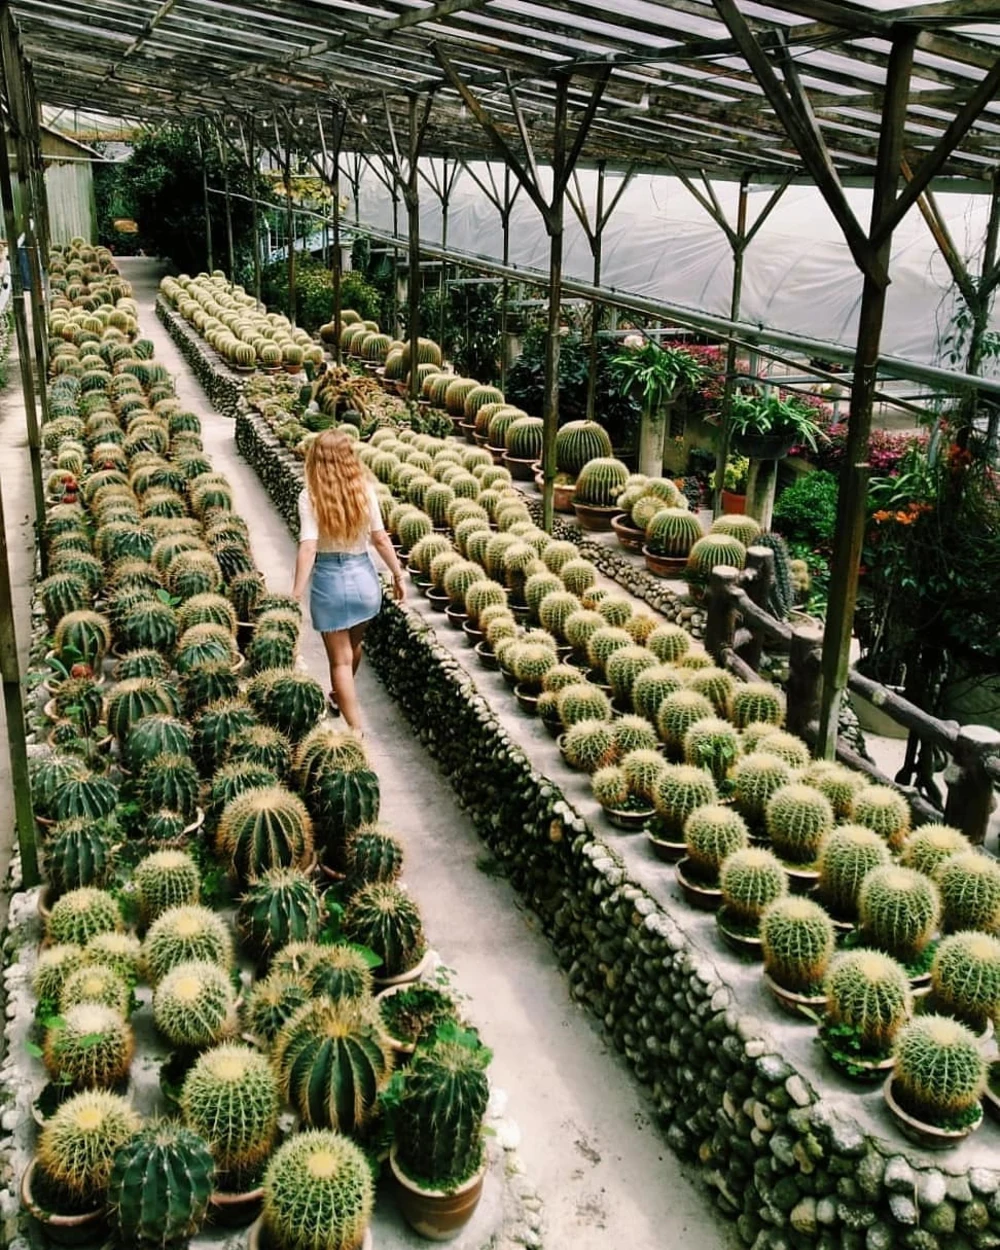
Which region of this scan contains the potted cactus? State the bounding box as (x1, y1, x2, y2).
(502, 416, 544, 480)
(107, 1120, 215, 1250)
(533, 420, 613, 512)
(512, 642, 557, 714)
(343, 881, 430, 986)
(642, 507, 704, 577)
(819, 949, 913, 1081)
(390, 1025, 492, 1239)
(673, 802, 748, 900)
(572, 457, 631, 531)
(760, 896, 836, 1018)
(591, 763, 655, 831)
(716, 846, 787, 955)
(928, 931, 1000, 1039)
(815, 824, 890, 926)
(377, 983, 459, 1058)
(765, 783, 835, 890)
(883, 1014, 986, 1147)
(249, 1130, 374, 1250)
(22, 1088, 140, 1240)
(857, 865, 941, 987)
(652, 763, 717, 859)
(684, 532, 747, 601)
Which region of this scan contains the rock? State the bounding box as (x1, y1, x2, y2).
(856, 1152, 886, 1201)
(922, 1201, 956, 1235)
(785, 1074, 811, 1107)
(866, 1224, 897, 1250)
(888, 1195, 918, 1226)
(884, 1157, 916, 1194)
(791, 1197, 818, 1236)
(916, 1172, 947, 1210)
(816, 1197, 838, 1227)
(970, 1170, 1000, 1197)
(959, 1201, 990, 1234)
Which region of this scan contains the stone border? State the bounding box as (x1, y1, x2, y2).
(235, 401, 1000, 1250)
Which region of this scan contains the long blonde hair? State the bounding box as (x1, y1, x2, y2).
(304, 430, 370, 543)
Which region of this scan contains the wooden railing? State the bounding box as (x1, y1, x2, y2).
(704, 548, 1000, 846)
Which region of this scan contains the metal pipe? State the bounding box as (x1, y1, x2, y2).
(198, 122, 213, 271)
(586, 162, 605, 424)
(500, 165, 511, 391)
(407, 95, 422, 404)
(248, 117, 261, 304)
(714, 172, 749, 516)
(332, 107, 343, 367)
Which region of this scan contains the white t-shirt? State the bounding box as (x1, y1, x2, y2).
(298, 481, 385, 554)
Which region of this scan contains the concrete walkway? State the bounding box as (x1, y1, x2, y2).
(123, 256, 734, 1249)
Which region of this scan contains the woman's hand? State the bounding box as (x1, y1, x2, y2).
(391, 573, 406, 603)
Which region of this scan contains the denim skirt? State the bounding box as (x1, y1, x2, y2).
(310, 552, 382, 632)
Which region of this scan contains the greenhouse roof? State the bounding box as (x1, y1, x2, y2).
(8, 1, 1000, 187)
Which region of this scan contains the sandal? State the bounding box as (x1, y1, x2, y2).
(327, 694, 341, 718)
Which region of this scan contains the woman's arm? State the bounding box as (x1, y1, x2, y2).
(370, 530, 406, 602)
(291, 539, 318, 601)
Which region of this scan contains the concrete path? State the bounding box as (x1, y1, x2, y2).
(123, 256, 734, 1249)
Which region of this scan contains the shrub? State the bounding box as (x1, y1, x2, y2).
(773, 469, 839, 548)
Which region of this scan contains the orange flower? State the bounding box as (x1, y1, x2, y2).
(872, 510, 892, 523)
(894, 510, 914, 525)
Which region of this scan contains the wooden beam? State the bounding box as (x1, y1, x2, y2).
(555, 65, 611, 198)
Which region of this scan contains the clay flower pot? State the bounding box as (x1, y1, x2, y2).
(600, 803, 655, 832)
(675, 857, 723, 911)
(572, 500, 618, 532)
(248, 1215, 373, 1250)
(501, 452, 538, 482)
(209, 1183, 264, 1229)
(390, 1146, 487, 1241)
(533, 470, 576, 513)
(373, 947, 436, 991)
(762, 971, 826, 1021)
(882, 1076, 983, 1150)
(610, 513, 645, 553)
(444, 606, 468, 631)
(642, 546, 688, 579)
(21, 1157, 109, 1246)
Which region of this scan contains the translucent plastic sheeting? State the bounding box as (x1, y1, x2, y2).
(355, 160, 1000, 371)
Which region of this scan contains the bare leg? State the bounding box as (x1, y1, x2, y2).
(321, 629, 362, 731)
(349, 621, 369, 676)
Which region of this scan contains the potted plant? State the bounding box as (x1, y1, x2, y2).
(927, 932, 1000, 1041)
(390, 1024, 492, 1240)
(572, 457, 631, 531)
(533, 420, 612, 512)
(818, 948, 913, 1082)
(670, 802, 748, 896)
(591, 763, 655, 832)
(815, 824, 890, 927)
(107, 1120, 215, 1250)
(883, 1015, 985, 1147)
(728, 389, 824, 461)
(249, 1130, 374, 1250)
(378, 983, 459, 1059)
(610, 340, 704, 477)
(342, 882, 431, 987)
(760, 896, 835, 1018)
(857, 865, 940, 989)
(716, 847, 787, 955)
(22, 1088, 140, 1242)
(642, 507, 704, 577)
(764, 782, 835, 891)
(651, 763, 717, 859)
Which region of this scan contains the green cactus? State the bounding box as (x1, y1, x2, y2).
(143, 905, 233, 984)
(193, 698, 258, 776)
(46, 817, 114, 894)
(650, 763, 716, 837)
(273, 999, 392, 1132)
(533, 591, 577, 642)
(51, 769, 119, 824)
(679, 669, 731, 720)
(205, 763, 278, 828)
(37, 1089, 141, 1202)
(731, 682, 786, 730)
(682, 717, 741, 784)
(684, 532, 747, 595)
(656, 689, 715, 756)
(134, 850, 201, 924)
(719, 847, 788, 928)
(48, 887, 123, 947)
(829, 946, 912, 1056)
(181, 1043, 279, 1177)
(107, 677, 180, 743)
(604, 645, 656, 705)
(892, 1014, 985, 1124)
(464, 579, 507, 625)
(237, 867, 324, 958)
(152, 959, 237, 1049)
(261, 1129, 374, 1250)
(936, 852, 1000, 935)
(536, 540, 576, 575)
(574, 457, 630, 507)
(710, 513, 762, 546)
(555, 421, 613, 477)
(294, 726, 369, 791)
(228, 570, 266, 623)
(591, 765, 630, 810)
(216, 785, 314, 886)
(223, 724, 292, 782)
(305, 769, 381, 869)
(117, 599, 179, 655)
(817, 825, 891, 920)
(342, 881, 426, 979)
(684, 804, 750, 883)
(246, 629, 296, 674)
(765, 783, 835, 865)
(562, 609, 604, 658)
(244, 972, 311, 1046)
(408, 533, 453, 577)
(176, 592, 237, 636)
(542, 664, 584, 694)
(53, 610, 111, 668)
(505, 416, 544, 461)
(562, 719, 617, 773)
(583, 626, 631, 678)
(58, 964, 129, 1015)
(114, 648, 170, 682)
(644, 507, 703, 558)
(512, 642, 557, 694)
(554, 683, 611, 728)
(613, 714, 659, 757)
(524, 572, 564, 621)
(900, 825, 971, 878)
(138, 752, 200, 821)
(44, 1002, 132, 1091)
(559, 557, 599, 598)
(85, 932, 142, 986)
(247, 669, 327, 744)
(859, 866, 940, 962)
(33, 944, 88, 1013)
(800, 760, 866, 819)
(629, 665, 683, 724)
(930, 931, 1000, 1033)
(761, 896, 836, 993)
(398, 511, 433, 553)
(646, 623, 691, 664)
(850, 786, 911, 851)
(39, 572, 90, 631)
(124, 714, 193, 773)
(107, 1120, 215, 1250)
(620, 749, 668, 804)
(730, 753, 794, 825)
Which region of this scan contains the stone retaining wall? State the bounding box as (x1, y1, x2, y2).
(156, 296, 245, 419)
(235, 402, 1000, 1250)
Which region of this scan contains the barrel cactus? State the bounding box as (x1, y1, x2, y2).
(711, 513, 762, 545)
(305, 769, 380, 868)
(930, 931, 1000, 1033)
(272, 999, 392, 1132)
(652, 764, 717, 837)
(765, 783, 835, 865)
(591, 765, 630, 810)
(216, 786, 314, 885)
(621, 749, 669, 804)
(631, 665, 685, 723)
(247, 669, 325, 743)
(801, 760, 867, 820)
(555, 420, 613, 477)
(107, 677, 180, 743)
(540, 540, 579, 574)
(107, 1121, 215, 1247)
(685, 533, 746, 594)
(464, 579, 506, 624)
(294, 725, 369, 790)
(152, 960, 237, 1049)
(900, 825, 970, 878)
(556, 683, 612, 727)
(244, 972, 311, 1046)
(342, 882, 426, 980)
(850, 785, 911, 851)
(134, 850, 201, 924)
(53, 609, 111, 668)
(732, 752, 793, 824)
(685, 804, 750, 884)
(936, 852, 1000, 935)
(859, 866, 941, 963)
(138, 752, 200, 821)
(559, 557, 599, 598)
(656, 689, 714, 756)
(48, 887, 123, 947)
(682, 717, 741, 784)
(125, 713, 193, 773)
(33, 945, 88, 1014)
(86, 932, 143, 986)
(646, 623, 691, 664)
(731, 682, 786, 730)
(260, 1130, 373, 1250)
(719, 847, 788, 928)
(506, 416, 544, 461)
(605, 645, 657, 705)
(761, 896, 836, 994)
(44, 1002, 133, 1090)
(39, 572, 89, 631)
(237, 867, 324, 958)
(143, 905, 233, 985)
(562, 719, 617, 773)
(645, 507, 702, 558)
(117, 599, 179, 655)
(892, 1014, 985, 1126)
(46, 818, 114, 895)
(36, 1089, 140, 1202)
(816, 825, 891, 920)
(181, 1043, 279, 1178)
(825, 949, 913, 1056)
(574, 457, 630, 507)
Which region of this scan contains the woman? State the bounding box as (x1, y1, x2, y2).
(292, 429, 404, 733)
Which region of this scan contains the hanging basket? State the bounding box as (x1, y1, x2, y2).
(731, 431, 798, 460)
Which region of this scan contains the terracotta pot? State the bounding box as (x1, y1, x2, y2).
(444, 606, 468, 631)
(500, 665, 518, 690)
(601, 803, 655, 832)
(721, 490, 747, 515)
(646, 830, 686, 863)
(426, 589, 450, 613)
(882, 1076, 983, 1149)
(21, 1158, 108, 1246)
(373, 946, 436, 990)
(474, 641, 499, 671)
(376, 982, 419, 1061)
(461, 620, 484, 647)
(540, 712, 562, 739)
(675, 857, 723, 911)
(247, 1215, 372, 1250)
(610, 513, 645, 553)
(500, 452, 537, 482)
(208, 1184, 264, 1229)
(486, 443, 506, 465)
(390, 1146, 487, 1242)
(784, 864, 820, 895)
(533, 472, 576, 513)
(513, 684, 539, 716)
(716, 906, 763, 956)
(572, 501, 618, 532)
(642, 546, 688, 579)
(762, 971, 826, 1021)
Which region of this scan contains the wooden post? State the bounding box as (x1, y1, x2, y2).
(248, 116, 261, 305)
(198, 122, 213, 272)
(218, 123, 235, 278)
(705, 566, 741, 663)
(500, 166, 512, 391)
(406, 95, 423, 404)
(740, 546, 774, 672)
(944, 725, 1000, 846)
(331, 107, 344, 367)
(713, 174, 749, 516)
(541, 77, 569, 533)
(817, 31, 916, 759)
(787, 624, 825, 742)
